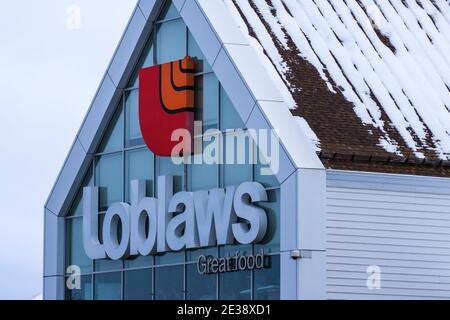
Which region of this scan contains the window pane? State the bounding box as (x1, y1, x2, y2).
(220, 86, 244, 130)
(124, 255, 153, 269)
(124, 268, 153, 300)
(125, 148, 154, 201)
(125, 90, 144, 147)
(158, 0, 180, 21)
(255, 189, 280, 253)
(188, 139, 219, 191)
(99, 104, 124, 153)
(94, 214, 122, 272)
(188, 31, 211, 73)
(154, 265, 184, 300)
(156, 156, 184, 193)
(156, 19, 186, 64)
(94, 259, 122, 272)
(186, 264, 216, 300)
(66, 218, 92, 274)
(186, 247, 218, 262)
(65, 275, 92, 300)
(95, 153, 122, 211)
(94, 272, 121, 300)
(196, 74, 219, 132)
(155, 156, 185, 265)
(219, 270, 251, 300)
(222, 132, 253, 187)
(254, 255, 280, 300)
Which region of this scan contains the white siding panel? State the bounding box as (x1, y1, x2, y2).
(326, 170, 450, 300)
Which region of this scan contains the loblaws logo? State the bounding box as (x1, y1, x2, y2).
(139, 56, 195, 157)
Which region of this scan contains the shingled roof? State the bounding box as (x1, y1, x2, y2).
(225, 0, 450, 176)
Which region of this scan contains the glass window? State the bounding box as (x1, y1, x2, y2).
(98, 104, 124, 153)
(66, 218, 92, 274)
(124, 255, 153, 269)
(125, 90, 144, 147)
(254, 255, 280, 300)
(95, 153, 123, 211)
(186, 264, 216, 300)
(65, 275, 92, 300)
(255, 189, 280, 253)
(156, 156, 184, 193)
(124, 268, 153, 300)
(125, 148, 154, 201)
(158, 0, 180, 21)
(186, 247, 218, 262)
(220, 86, 244, 131)
(222, 131, 253, 187)
(196, 73, 219, 132)
(156, 19, 186, 64)
(188, 31, 211, 73)
(188, 139, 219, 191)
(94, 272, 121, 300)
(94, 214, 122, 272)
(154, 265, 184, 300)
(219, 270, 251, 300)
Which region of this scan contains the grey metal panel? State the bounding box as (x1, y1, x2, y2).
(297, 168, 326, 251)
(43, 276, 64, 300)
(280, 251, 297, 300)
(280, 172, 297, 252)
(77, 75, 121, 154)
(172, 0, 187, 11)
(107, 7, 148, 89)
(326, 170, 450, 300)
(327, 170, 450, 195)
(257, 101, 323, 170)
(180, 0, 222, 65)
(245, 104, 295, 184)
(45, 138, 91, 216)
(213, 47, 255, 124)
(138, 0, 158, 21)
(297, 251, 326, 300)
(223, 44, 283, 103)
(196, 0, 247, 45)
(43, 210, 65, 277)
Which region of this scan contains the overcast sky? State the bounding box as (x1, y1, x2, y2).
(0, 0, 137, 299)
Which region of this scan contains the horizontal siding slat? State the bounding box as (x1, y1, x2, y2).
(327, 248, 450, 263)
(326, 285, 450, 298)
(327, 234, 450, 248)
(327, 270, 450, 284)
(327, 263, 450, 277)
(327, 220, 450, 235)
(327, 241, 450, 256)
(327, 212, 450, 227)
(327, 228, 450, 242)
(328, 277, 450, 291)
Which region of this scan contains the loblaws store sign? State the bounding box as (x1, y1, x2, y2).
(82, 177, 269, 260)
(82, 57, 271, 261)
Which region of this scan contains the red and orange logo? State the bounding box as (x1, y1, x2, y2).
(139, 56, 195, 156)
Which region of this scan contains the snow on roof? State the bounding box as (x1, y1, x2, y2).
(225, 0, 450, 161)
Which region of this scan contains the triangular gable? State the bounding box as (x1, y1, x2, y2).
(45, 0, 323, 218)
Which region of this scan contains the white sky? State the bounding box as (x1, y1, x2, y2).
(0, 0, 137, 299)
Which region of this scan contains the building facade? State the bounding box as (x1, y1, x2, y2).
(44, 0, 450, 300)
